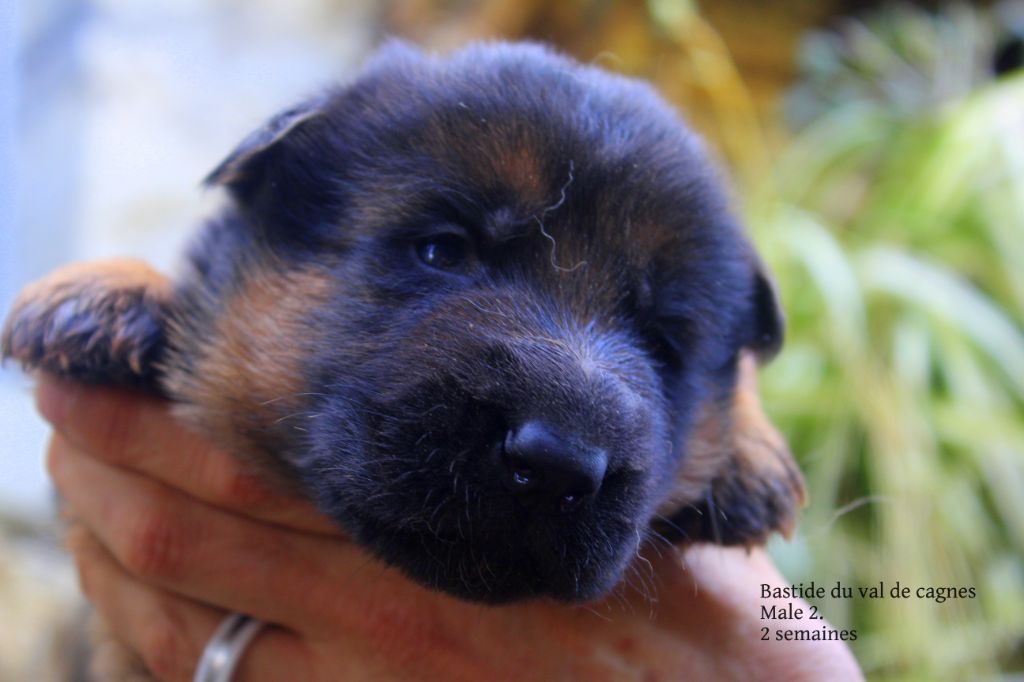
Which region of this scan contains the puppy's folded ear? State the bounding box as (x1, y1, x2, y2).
(204, 97, 326, 193)
(204, 96, 334, 238)
(1, 260, 173, 390)
(655, 259, 805, 546)
(744, 260, 785, 362)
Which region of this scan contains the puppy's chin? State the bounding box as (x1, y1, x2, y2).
(346, 506, 640, 604)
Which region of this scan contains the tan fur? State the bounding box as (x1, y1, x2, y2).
(494, 145, 545, 198)
(659, 351, 806, 540)
(164, 263, 334, 479)
(11, 260, 171, 304)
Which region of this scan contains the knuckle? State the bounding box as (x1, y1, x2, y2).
(65, 524, 101, 599)
(140, 617, 192, 682)
(72, 547, 99, 601)
(119, 506, 187, 581)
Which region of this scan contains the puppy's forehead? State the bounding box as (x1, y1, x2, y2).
(331, 44, 721, 244)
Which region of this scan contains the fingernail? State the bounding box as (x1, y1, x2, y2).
(35, 375, 80, 427)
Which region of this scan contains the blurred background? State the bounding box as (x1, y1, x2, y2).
(1, 1, 1022, 680)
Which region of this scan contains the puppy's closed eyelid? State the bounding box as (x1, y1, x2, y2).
(387, 220, 472, 243)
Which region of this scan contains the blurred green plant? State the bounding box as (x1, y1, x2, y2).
(654, 2, 1024, 680)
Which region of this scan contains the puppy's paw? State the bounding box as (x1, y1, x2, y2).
(657, 352, 806, 545)
(1, 259, 172, 387)
(683, 427, 804, 545)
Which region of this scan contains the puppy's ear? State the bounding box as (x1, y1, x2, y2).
(2, 260, 173, 390)
(204, 96, 329, 208)
(654, 258, 804, 547)
(743, 257, 785, 362)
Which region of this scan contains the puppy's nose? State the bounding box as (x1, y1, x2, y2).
(502, 420, 607, 513)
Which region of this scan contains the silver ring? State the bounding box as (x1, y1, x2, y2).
(193, 613, 266, 682)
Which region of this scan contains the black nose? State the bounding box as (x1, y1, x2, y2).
(502, 420, 607, 513)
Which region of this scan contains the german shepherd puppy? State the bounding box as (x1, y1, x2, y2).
(3, 42, 803, 615)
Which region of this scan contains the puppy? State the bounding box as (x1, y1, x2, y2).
(4, 39, 803, 674)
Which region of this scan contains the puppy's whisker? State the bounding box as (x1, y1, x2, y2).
(577, 604, 614, 623)
(271, 410, 315, 425)
(259, 391, 329, 406)
(633, 531, 656, 583)
(652, 513, 690, 543)
(456, 296, 517, 320)
(640, 529, 667, 558)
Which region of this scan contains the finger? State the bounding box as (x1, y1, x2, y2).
(673, 545, 864, 681)
(35, 375, 338, 535)
(67, 526, 313, 682)
(49, 434, 387, 635)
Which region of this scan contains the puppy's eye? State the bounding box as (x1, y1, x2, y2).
(416, 234, 469, 271)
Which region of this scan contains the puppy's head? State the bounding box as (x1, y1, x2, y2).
(193, 42, 791, 603)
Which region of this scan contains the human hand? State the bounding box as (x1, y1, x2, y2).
(36, 376, 863, 681)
